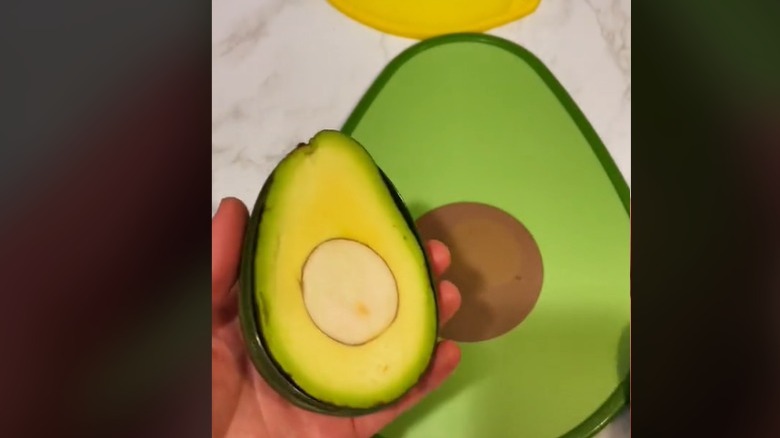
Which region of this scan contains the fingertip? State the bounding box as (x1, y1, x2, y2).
(437, 280, 462, 326)
(216, 197, 249, 219)
(426, 239, 451, 275)
(439, 280, 461, 305)
(437, 339, 462, 367)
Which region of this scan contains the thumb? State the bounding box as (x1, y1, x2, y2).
(212, 198, 248, 310)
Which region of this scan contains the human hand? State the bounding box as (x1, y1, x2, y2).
(212, 197, 463, 438)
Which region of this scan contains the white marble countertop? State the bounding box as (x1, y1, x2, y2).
(212, 1, 631, 436)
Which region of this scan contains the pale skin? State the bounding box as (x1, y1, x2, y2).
(212, 198, 463, 438)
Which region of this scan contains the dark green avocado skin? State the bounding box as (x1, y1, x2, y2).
(237, 134, 440, 417)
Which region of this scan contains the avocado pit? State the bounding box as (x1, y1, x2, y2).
(301, 238, 400, 346)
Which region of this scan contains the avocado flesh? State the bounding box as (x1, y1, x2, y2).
(250, 130, 438, 410)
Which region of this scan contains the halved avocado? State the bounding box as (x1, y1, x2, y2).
(239, 130, 439, 415)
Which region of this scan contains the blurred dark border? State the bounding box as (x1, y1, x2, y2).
(632, 1, 780, 437)
(0, 1, 210, 436)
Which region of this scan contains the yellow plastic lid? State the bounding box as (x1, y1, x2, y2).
(327, 0, 541, 39)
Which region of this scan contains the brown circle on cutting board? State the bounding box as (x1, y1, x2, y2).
(416, 202, 544, 342)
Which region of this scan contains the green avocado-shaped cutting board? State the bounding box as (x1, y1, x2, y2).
(341, 34, 630, 438)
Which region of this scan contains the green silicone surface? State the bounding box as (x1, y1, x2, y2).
(342, 34, 630, 438)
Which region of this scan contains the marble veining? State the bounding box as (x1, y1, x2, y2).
(212, 1, 631, 435)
